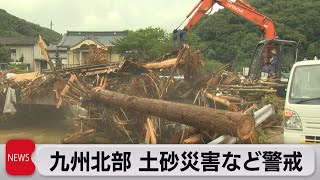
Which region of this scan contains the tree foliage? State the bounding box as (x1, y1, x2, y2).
(113, 27, 170, 62)
(0, 44, 11, 63)
(0, 9, 62, 43)
(188, 0, 320, 64)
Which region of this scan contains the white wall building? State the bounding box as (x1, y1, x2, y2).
(0, 36, 48, 72)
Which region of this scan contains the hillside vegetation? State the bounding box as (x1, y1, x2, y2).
(0, 9, 62, 43)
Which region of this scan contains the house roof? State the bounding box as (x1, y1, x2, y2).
(0, 36, 38, 45)
(46, 44, 67, 51)
(57, 31, 127, 48)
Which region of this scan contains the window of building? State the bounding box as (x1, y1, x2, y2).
(10, 49, 16, 56)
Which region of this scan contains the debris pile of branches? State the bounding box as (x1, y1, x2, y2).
(0, 71, 56, 104)
(86, 47, 110, 65)
(55, 45, 277, 144)
(1, 45, 278, 144)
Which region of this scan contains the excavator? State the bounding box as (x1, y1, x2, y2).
(172, 0, 298, 83)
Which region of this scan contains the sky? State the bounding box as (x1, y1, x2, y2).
(0, 0, 222, 35)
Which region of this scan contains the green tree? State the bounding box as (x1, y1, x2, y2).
(203, 59, 224, 74)
(19, 54, 24, 63)
(113, 27, 170, 62)
(0, 44, 11, 63)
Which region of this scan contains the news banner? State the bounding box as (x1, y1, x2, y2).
(0, 140, 319, 179)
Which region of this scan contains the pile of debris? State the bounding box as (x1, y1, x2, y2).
(0, 71, 55, 105)
(52, 45, 278, 144)
(1, 45, 280, 144)
(86, 47, 110, 65)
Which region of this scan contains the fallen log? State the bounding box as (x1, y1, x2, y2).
(205, 73, 223, 91)
(143, 58, 177, 69)
(204, 62, 233, 91)
(204, 92, 238, 111)
(220, 96, 242, 102)
(89, 88, 255, 140)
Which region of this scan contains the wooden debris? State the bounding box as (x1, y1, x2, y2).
(220, 96, 242, 102)
(205, 62, 233, 91)
(204, 92, 238, 111)
(161, 45, 187, 97)
(86, 47, 110, 65)
(38, 35, 63, 81)
(221, 72, 240, 85)
(143, 58, 177, 69)
(1, 44, 283, 145)
(145, 118, 157, 144)
(183, 134, 203, 144)
(89, 88, 255, 140)
(205, 73, 223, 91)
(14, 72, 39, 82)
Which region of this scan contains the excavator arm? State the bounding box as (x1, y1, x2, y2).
(174, 0, 276, 45)
(184, 0, 215, 30)
(235, 0, 257, 12)
(216, 0, 275, 39)
(173, 0, 297, 83)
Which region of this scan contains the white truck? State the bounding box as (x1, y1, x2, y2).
(283, 59, 320, 143)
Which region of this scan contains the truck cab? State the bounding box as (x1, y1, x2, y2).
(283, 60, 320, 143)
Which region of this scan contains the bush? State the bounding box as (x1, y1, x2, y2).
(0, 44, 11, 63)
(8, 63, 30, 71)
(259, 94, 284, 115)
(19, 54, 24, 63)
(203, 59, 224, 74)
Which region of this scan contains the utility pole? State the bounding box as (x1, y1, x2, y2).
(50, 21, 54, 30)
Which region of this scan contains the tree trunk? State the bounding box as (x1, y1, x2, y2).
(205, 73, 223, 91)
(143, 58, 177, 69)
(204, 92, 238, 111)
(89, 89, 255, 140)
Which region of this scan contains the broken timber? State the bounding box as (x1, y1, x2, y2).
(143, 58, 177, 69)
(89, 88, 255, 140)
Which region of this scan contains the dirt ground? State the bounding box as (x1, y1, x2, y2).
(0, 105, 75, 144)
(267, 127, 284, 144)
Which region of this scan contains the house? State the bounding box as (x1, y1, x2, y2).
(57, 31, 127, 67)
(0, 36, 48, 72)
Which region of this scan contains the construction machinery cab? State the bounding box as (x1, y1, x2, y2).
(249, 39, 298, 82)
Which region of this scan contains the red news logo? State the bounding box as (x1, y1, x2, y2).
(7, 154, 30, 162)
(6, 140, 35, 176)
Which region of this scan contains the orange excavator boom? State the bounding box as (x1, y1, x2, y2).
(183, 0, 276, 39)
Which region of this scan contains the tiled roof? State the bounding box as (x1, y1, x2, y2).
(0, 36, 38, 45)
(46, 44, 67, 51)
(57, 31, 127, 48)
